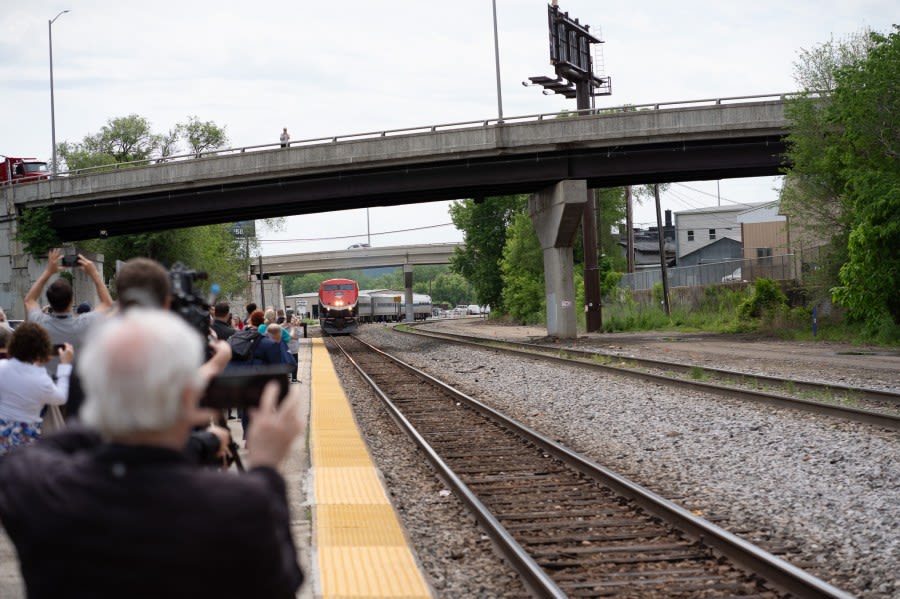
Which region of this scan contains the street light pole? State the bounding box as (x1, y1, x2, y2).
(49, 10, 70, 177)
(491, 0, 503, 122)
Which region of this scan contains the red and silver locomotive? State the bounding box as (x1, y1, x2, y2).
(318, 278, 359, 335)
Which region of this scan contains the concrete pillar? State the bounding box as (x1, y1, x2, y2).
(528, 180, 587, 339)
(403, 264, 414, 323)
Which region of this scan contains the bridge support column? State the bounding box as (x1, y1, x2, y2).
(403, 264, 414, 323)
(1, 193, 32, 320)
(528, 180, 586, 339)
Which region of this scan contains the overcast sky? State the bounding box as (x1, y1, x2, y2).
(2, 1, 894, 255)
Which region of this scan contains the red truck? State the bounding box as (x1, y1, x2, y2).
(1, 157, 49, 185)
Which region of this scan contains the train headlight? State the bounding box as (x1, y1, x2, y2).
(335, 300, 344, 307)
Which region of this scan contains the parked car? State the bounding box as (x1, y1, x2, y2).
(721, 268, 744, 282)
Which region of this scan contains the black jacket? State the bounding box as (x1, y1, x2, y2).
(0, 426, 302, 599)
(211, 319, 236, 341)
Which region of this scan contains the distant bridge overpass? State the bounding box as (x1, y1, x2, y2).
(4, 94, 793, 242)
(253, 243, 462, 276)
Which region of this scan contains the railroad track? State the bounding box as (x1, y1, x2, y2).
(327, 334, 853, 599)
(398, 324, 900, 431)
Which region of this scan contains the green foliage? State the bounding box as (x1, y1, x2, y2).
(59, 114, 159, 170)
(784, 26, 900, 327)
(500, 212, 544, 323)
(179, 116, 229, 156)
(828, 28, 900, 325)
(83, 224, 246, 299)
(738, 279, 789, 319)
(425, 271, 475, 308)
(57, 113, 229, 171)
(449, 195, 527, 311)
(651, 282, 666, 309)
(55, 113, 243, 298)
(601, 268, 623, 299)
(16, 207, 61, 257)
(595, 187, 627, 273)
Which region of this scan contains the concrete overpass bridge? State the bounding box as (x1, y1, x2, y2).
(2, 93, 796, 330)
(3, 93, 791, 241)
(254, 243, 462, 276)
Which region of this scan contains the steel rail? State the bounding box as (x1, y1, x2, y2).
(332, 334, 854, 599)
(401, 325, 900, 431)
(328, 335, 569, 599)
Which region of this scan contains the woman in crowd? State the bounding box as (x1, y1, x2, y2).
(286, 316, 302, 383)
(0, 322, 73, 457)
(258, 308, 290, 343)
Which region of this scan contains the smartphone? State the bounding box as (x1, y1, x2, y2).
(199, 365, 291, 410)
(61, 255, 79, 267)
(51, 343, 66, 355)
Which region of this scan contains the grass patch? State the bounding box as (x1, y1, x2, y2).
(594, 284, 899, 347)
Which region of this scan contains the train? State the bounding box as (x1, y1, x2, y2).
(356, 290, 433, 323)
(318, 278, 360, 335)
(295, 283, 433, 333)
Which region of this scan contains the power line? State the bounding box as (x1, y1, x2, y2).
(258, 221, 457, 244)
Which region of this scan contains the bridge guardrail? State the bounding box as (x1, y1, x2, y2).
(55, 92, 810, 180)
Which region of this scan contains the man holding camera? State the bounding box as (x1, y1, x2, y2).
(24, 248, 113, 378)
(0, 308, 304, 598)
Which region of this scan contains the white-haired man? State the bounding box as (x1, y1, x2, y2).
(0, 309, 304, 598)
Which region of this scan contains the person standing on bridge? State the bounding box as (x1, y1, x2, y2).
(280, 127, 290, 148)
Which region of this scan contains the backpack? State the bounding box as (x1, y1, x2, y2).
(227, 328, 263, 362)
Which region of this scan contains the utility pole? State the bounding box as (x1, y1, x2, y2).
(491, 0, 504, 122)
(257, 253, 266, 310)
(654, 184, 671, 316)
(625, 186, 634, 273)
(49, 10, 70, 176)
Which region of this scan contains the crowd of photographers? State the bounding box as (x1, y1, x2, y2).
(0, 250, 305, 598)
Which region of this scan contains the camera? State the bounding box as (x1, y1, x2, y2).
(200, 365, 291, 410)
(168, 262, 211, 341)
(61, 255, 79, 267)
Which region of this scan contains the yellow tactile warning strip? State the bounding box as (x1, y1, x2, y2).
(310, 338, 432, 598)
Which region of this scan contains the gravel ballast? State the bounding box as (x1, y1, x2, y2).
(337, 324, 900, 599)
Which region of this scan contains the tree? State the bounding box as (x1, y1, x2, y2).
(179, 116, 229, 156)
(426, 271, 474, 308)
(56, 114, 247, 298)
(792, 30, 876, 93)
(596, 187, 628, 273)
(784, 27, 900, 330)
(828, 27, 900, 327)
(82, 225, 246, 299)
(500, 212, 544, 323)
(58, 114, 159, 170)
(449, 195, 527, 311)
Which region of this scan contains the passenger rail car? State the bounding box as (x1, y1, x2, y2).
(357, 290, 432, 322)
(405, 294, 433, 321)
(318, 278, 359, 334)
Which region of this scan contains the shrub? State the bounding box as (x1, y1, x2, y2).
(738, 279, 788, 319)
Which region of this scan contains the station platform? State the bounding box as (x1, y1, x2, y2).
(305, 337, 431, 598)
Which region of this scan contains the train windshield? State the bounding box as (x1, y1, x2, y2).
(323, 284, 356, 291)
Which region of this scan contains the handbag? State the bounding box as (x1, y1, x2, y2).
(42, 404, 66, 434)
